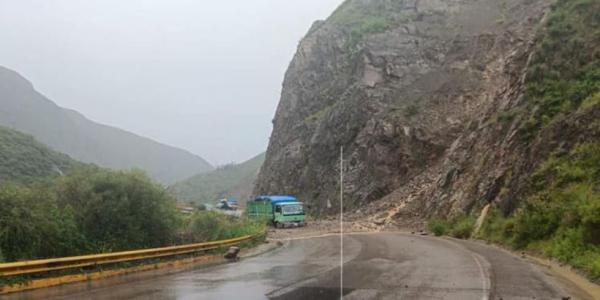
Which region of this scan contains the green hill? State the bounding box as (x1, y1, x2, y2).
(169, 153, 265, 205)
(0, 66, 213, 184)
(0, 126, 82, 185)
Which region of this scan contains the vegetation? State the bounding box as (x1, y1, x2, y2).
(180, 211, 266, 244)
(427, 215, 476, 239)
(328, 0, 411, 54)
(433, 0, 600, 281)
(468, 143, 598, 281)
(0, 167, 265, 264)
(520, 0, 600, 138)
(430, 144, 600, 280)
(428, 219, 449, 236)
(169, 153, 265, 205)
(0, 126, 81, 185)
(0, 66, 213, 185)
(466, 0, 600, 281)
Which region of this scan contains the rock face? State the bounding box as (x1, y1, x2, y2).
(254, 0, 552, 216)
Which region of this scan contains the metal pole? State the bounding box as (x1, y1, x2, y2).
(340, 146, 344, 300)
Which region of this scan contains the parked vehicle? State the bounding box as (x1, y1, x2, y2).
(246, 195, 306, 228)
(215, 198, 242, 217)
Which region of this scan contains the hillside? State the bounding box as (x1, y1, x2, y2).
(255, 0, 600, 279)
(169, 152, 265, 205)
(0, 66, 213, 184)
(0, 126, 82, 185)
(255, 0, 550, 214)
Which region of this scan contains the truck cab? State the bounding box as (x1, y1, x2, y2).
(273, 202, 305, 228)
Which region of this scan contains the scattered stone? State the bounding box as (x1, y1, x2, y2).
(224, 246, 240, 260)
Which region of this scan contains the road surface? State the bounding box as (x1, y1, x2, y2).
(7, 232, 586, 299)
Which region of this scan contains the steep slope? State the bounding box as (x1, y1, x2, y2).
(0, 66, 213, 184)
(0, 126, 82, 185)
(255, 0, 551, 215)
(169, 152, 265, 205)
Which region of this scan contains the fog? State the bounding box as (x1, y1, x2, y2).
(0, 0, 343, 164)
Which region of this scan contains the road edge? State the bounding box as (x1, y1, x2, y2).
(0, 239, 283, 295)
(467, 238, 600, 300)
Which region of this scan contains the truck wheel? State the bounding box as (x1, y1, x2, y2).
(275, 222, 283, 229)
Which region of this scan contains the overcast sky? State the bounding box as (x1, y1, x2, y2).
(0, 0, 343, 165)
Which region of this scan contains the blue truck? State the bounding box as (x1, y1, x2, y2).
(246, 195, 306, 228)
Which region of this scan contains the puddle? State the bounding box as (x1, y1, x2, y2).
(269, 287, 354, 300)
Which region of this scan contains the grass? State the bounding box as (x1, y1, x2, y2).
(428, 215, 476, 239)
(181, 211, 267, 243)
(518, 0, 600, 139)
(474, 143, 600, 281)
(168, 153, 265, 205)
(428, 219, 449, 236)
(0, 126, 82, 185)
(304, 103, 336, 125)
(328, 0, 413, 55)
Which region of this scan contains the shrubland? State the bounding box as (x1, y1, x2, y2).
(0, 167, 264, 263)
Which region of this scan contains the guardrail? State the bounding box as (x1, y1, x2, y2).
(0, 235, 253, 277)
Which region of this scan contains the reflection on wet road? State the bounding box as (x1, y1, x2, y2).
(8, 233, 578, 299)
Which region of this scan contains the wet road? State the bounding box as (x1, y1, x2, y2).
(8, 232, 580, 299)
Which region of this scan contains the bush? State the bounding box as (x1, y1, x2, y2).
(428, 219, 449, 236)
(0, 184, 85, 261)
(182, 211, 266, 243)
(428, 215, 476, 239)
(53, 167, 180, 252)
(477, 209, 511, 243)
(0, 166, 265, 263)
(450, 216, 476, 239)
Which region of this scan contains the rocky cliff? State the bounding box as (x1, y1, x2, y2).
(255, 0, 598, 221)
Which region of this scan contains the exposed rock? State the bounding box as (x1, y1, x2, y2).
(255, 0, 552, 218)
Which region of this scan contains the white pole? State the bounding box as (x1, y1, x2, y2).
(340, 146, 344, 300)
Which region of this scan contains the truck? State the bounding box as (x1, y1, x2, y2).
(215, 198, 242, 217)
(246, 195, 306, 228)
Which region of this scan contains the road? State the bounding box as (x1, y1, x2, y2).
(7, 232, 586, 300)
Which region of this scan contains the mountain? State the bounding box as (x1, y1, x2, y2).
(255, 0, 599, 220)
(256, 0, 549, 213)
(0, 126, 82, 185)
(169, 152, 265, 205)
(0, 66, 213, 184)
(256, 0, 600, 278)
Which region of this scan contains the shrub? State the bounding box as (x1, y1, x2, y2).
(428, 219, 449, 236)
(428, 215, 476, 239)
(54, 167, 180, 252)
(182, 211, 266, 243)
(450, 216, 476, 239)
(0, 166, 265, 263)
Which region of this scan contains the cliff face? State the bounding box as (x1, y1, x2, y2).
(255, 0, 552, 216)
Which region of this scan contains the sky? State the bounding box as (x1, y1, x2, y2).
(0, 0, 343, 165)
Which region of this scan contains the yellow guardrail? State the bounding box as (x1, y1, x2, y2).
(0, 235, 253, 277)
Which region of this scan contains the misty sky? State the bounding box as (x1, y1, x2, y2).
(0, 0, 343, 165)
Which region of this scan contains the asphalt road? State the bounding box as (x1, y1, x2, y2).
(7, 232, 585, 300)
